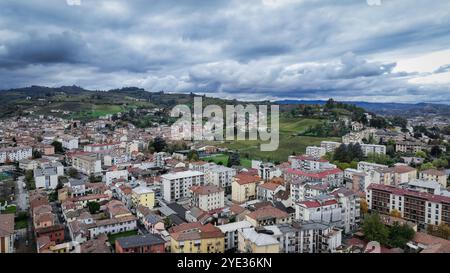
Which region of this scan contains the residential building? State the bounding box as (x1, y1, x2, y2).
(161, 170, 205, 202)
(217, 221, 253, 251)
(289, 155, 335, 171)
(320, 141, 341, 153)
(257, 182, 284, 202)
(0, 146, 32, 163)
(357, 161, 388, 173)
(245, 205, 291, 227)
(360, 144, 386, 156)
(72, 154, 102, 175)
(257, 163, 282, 181)
(131, 186, 155, 209)
(34, 167, 59, 190)
(284, 168, 343, 188)
(115, 234, 165, 253)
(396, 141, 424, 153)
(367, 183, 450, 228)
(237, 226, 280, 253)
(306, 146, 327, 158)
(278, 222, 342, 253)
(419, 169, 448, 188)
(170, 222, 225, 253)
(0, 214, 15, 253)
(231, 173, 262, 203)
(191, 184, 225, 212)
(105, 169, 128, 185)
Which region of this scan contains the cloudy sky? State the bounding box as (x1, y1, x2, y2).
(1, 0, 450, 103)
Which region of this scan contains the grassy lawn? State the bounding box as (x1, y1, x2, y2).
(14, 219, 28, 230)
(202, 154, 252, 168)
(1, 205, 17, 214)
(0, 172, 10, 181)
(202, 117, 341, 162)
(108, 230, 138, 245)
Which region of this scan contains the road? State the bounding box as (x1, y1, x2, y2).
(14, 175, 36, 253)
(15, 176, 29, 211)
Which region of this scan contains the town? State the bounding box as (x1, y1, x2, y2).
(1, 99, 449, 254)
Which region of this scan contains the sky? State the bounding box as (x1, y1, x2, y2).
(1, 0, 450, 103)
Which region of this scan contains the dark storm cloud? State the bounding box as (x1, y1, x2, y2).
(0, 0, 450, 102)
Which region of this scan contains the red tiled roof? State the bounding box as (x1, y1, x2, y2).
(234, 173, 261, 185)
(258, 182, 280, 191)
(298, 199, 338, 208)
(246, 205, 289, 220)
(191, 185, 223, 195)
(286, 168, 342, 179)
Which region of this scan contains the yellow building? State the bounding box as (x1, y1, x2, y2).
(419, 169, 448, 188)
(170, 222, 225, 253)
(231, 173, 262, 203)
(131, 186, 155, 209)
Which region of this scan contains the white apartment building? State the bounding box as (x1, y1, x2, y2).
(367, 183, 450, 229)
(289, 155, 336, 171)
(34, 167, 59, 190)
(360, 144, 386, 156)
(190, 184, 225, 212)
(320, 141, 341, 153)
(161, 170, 205, 202)
(60, 136, 79, 150)
(357, 161, 388, 173)
(204, 165, 236, 192)
(105, 169, 129, 185)
(217, 221, 253, 251)
(306, 146, 327, 158)
(0, 146, 32, 163)
(257, 163, 282, 181)
(278, 222, 342, 253)
(72, 154, 102, 175)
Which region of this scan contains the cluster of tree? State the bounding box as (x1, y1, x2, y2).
(87, 201, 100, 214)
(427, 223, 450, 240)
(332, 143, 364, 163)
(366, 152, 395, 166)
(388, 116, 408, 131)
(413, 125, 440, 139)
(24, 170, 36, 190)
(227, 152, 241, 167)
(302, 121, 349, 137)
(51, 141, 64, 153)
(148, 136, 167, 153)
(67, 168, 80, 179)
(362, 213, 415, 248)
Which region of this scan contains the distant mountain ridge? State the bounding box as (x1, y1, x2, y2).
(275, 99, 450, 117)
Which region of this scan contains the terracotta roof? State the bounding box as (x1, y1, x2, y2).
(246, 205, 289, 220)
(258, 182, 281, 191)
(234, 173, 261, 185)
(412, 232, 450, 253)
(230, 204, 246, 215)
(170, 222, 224, 241)
(0, 214, 14, 237)
(393, 165, 416, 174)
(191, 184, 223, 195)
(297, 199, 338, 208)
(420, 169, 446, 176)
(286, 168, 342, 179)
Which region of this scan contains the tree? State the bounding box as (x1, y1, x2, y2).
(87, 201, 100, 214)
(163, 217, 173, 229)
(362, 214, 389, 246)
(67, 168, 79, 178)
(32, 150, 42, 159)
(388, 222, 415, 248)
(427, 223, 450, 240)
(430, 145, 443, 158)
(24, 170, 35, 190)
(432, 158, 448, 169)
(51, 141, 64, 153)
(187, 150, 199, 161)
(420, 162, 435, 171)
(415, 151, 426, 158)
(149, 136, 167, 153)
(227, 152, 241, 167)
(390, 209, 402, 218)
(360, 199, 369, 215)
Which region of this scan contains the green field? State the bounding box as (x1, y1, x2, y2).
(108, 230, 138, 245)
(1, 205, 17, 214)
(203, 154, 252, 168)
(202, 117, 340, 162)
(15, 219, 27, 230)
